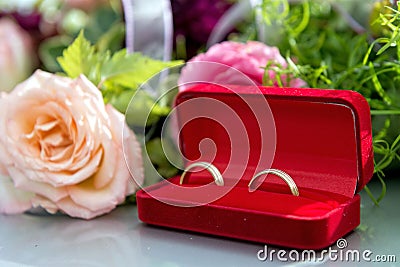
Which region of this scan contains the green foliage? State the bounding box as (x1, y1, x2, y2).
(39, 36, 74, 73)
(120, 90, 170, 127)
(56, 31, 183, 127)
(146, 138, 181, 178)
(258, 0, 400, 204)
(100, 49, 180, 90)
(58, 31, 100, 80)
(260, 0, 310, 38)
(39, 4, 125, 73)
(55, 30, 184, 183)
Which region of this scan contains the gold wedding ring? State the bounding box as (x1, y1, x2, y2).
(248, 169, 299, 196)
(180, 161, 224, 186)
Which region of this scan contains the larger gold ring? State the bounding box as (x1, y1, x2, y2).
(180, 162, 224, 186)
(248, 169, 299, 196)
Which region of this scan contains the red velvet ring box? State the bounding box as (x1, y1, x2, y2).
(136, 84, 374, 249)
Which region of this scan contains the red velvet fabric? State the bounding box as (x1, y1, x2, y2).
(175, 84, 374, 197)
(144, 176, 350, 218)
(137, 85, 374, 249)
(137, 181, 360, 249)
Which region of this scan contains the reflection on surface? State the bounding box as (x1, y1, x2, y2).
(0, 178, 399, 266)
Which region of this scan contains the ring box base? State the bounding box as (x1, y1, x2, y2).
(137, 177, 360, 250)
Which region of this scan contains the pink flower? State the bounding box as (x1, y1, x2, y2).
(0, 70, 144, 219)
(179, 41, 306, 91)
(0, 18, 34, 92)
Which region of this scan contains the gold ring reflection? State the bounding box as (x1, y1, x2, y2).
(248, 169, 299, 196)
(180, 162, 224, 186)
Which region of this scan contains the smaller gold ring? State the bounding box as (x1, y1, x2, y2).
(248, 169, 299, 196)
(180, 162, 224, 186)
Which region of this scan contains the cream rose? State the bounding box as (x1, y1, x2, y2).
(0, 70, 144, 219)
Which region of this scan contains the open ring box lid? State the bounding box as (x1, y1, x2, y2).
(136, 84, 374, 250)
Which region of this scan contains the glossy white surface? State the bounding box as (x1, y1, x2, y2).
(0, 178, 399, 267)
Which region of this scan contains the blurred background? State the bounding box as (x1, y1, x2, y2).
(0, 0, 237, 91)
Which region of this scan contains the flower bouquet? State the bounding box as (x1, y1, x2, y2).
(0, 1, 182, 219)
(0, 0, 399, 219)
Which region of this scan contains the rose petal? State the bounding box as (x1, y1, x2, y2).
(0, 162, 7, 176)
(34, 148, 103, 187)
(8, 166, 68, 202)
(66, 171, 124, 212)
(90, 105, 123, 189)
(46, 144, 74, 163)
(116, 144, 136, 197)
(0, 173, 34, 214)
(76, 75, 108, 114)
(91, 132, 116, 189)
(0, 98, 13, 168)
(31, 195, 59, 214)
(0, 138, 12, 169)
(106, 105, 144, 193)
(56, 197, 113, 220)
(122, 121, 144, 194)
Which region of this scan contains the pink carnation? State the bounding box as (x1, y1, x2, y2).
(179, 41, 306, 91)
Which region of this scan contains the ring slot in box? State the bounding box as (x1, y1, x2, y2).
(137, 84, 374, 249)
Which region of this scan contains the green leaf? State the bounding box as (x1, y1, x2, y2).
(368, 62, 392, 106)
(290, 0, 310, 37)
(370, 110, 400, 115)
(122, 90, 170, 127)
(377, 34, 399, 55)
(146, 138, 180, 178)
(57, 31, 100, 81)
(363, 185, 380, 206)
(363, 171, 387, 206)
(261, 0, 290, 26)
(100, 50, 183, 89)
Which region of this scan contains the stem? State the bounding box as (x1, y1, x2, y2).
(371, 110, 400, 115)
(364, 185, 380, 206)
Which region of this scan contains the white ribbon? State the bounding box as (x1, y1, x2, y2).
(122, 0, 173, 61)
